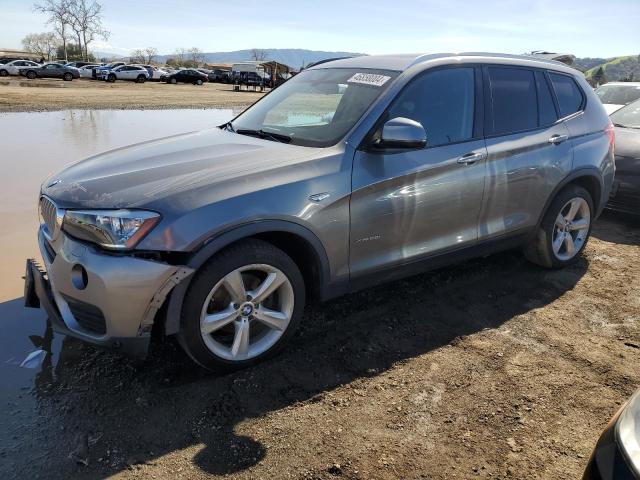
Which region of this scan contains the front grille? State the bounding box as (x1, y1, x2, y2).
(62, 294, 107, 335)
(39, 196, 58, 238)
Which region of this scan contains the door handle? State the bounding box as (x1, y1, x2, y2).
(548, 134, 568, 145)
(457, 152, 486, 165)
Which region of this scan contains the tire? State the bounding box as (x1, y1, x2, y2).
(26, 70, 37, 79)
(178, 239, 306, 372)
(0, 69, 8, 77)
(107, 74, 116, 83)
(170, 78, 177, 84)
(524, 184, 594, 269)
(196, 79, 203, 85)
(63, 72, 73, 81)
(136, 75, 146, 83)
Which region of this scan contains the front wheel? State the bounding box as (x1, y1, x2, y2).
(178, 239, 305, 372)
(524, 185, 593, 268)
(0, 69, 8, 77)
(107, 74, 116, 83)
(136, 75, 146, 83)
(196, 79, 203, 85)
(26, 70, 37, 79)
(63, 72, 73, 81)
(170, 77, 177, 84)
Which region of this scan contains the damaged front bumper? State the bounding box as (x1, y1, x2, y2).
(25, 227, 192, 357)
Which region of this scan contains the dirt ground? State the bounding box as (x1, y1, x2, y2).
(0, 76, 265, 111)
(1, 211, 638, 480)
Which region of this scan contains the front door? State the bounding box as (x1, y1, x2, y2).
(350, 66, 487, 277)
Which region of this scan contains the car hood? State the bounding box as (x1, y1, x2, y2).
(614, 126, 640, 160)
(42, 128, 322, 209)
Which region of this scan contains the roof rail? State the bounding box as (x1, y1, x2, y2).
(407, 52, 569, 68)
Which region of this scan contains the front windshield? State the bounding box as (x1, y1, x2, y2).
(610, 99, 640, 128)
(595, 84, 640, 105)
(230, 68, 399, 147)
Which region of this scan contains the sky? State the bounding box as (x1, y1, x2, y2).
(1, 0, 639, 58)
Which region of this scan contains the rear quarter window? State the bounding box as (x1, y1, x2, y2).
(548, 73, 584, 117)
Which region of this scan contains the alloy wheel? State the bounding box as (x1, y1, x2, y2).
(199, 264, 294, 361)
(552, 197, 590, 261)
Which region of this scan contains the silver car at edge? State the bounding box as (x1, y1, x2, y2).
(25, 53, 615, 371)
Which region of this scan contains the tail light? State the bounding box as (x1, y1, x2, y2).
(605, 122, 615, 154)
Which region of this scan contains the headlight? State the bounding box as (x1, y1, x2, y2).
(617, 389, 640, 474)
(62, 210, 160, 250)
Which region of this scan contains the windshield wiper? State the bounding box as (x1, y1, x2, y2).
(235, 128, 292, 144)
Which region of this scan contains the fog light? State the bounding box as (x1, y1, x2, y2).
(71, 264, 88, 290)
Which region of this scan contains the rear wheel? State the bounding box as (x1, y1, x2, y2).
(524, 185, 593, 268)
(63, 72, 73, 81)
(178, 239, 305, 372)
(170, 77, 177, 84)
(136, 75, 146, 83)
(26, 70, 37, 79)
(107, 73, 116, 83)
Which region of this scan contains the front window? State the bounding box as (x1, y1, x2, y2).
(610, 99, 640, 129)
(595, 84, 640, 106)
(230, 68, 399, 147)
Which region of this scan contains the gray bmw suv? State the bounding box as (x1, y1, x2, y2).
(25, 53, 615, 371)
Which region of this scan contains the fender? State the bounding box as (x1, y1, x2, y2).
(164, 220, 332, 335)
(533, 167, 605, 233)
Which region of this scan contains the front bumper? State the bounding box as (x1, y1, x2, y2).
(583, 410, 638, 480)
(25, 227, 191, 356)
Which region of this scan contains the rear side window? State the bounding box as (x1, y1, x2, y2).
(488, 67, 537, 135)
(387, 67, 475, 147)
(548, 73, 584, 117)
(535, 71, 558, 126)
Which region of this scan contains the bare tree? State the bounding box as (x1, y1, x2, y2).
(130, 48, 145, 63)
(22, 32, 59, 60)
(251, 48, 267, 61)
(174, 48, 187, 66)
(187, 47, 204, 66)
(144, 47, 158, 64)
(68, 0, 110, 61)
(34, 0, 72, 61)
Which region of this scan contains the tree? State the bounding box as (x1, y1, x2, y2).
(174, 48, 187, 65)
(144, 47, 158, 64)
(34, 0, 72, 61)
(592, 66, 606, 87)
(22, 32, 59, 60)
(165, 57, 181, 68)
(68, 0, 110, 61)
(187, 47, 204, 66)
(251, 48, 267, 61)
(130, 48, 145, 63)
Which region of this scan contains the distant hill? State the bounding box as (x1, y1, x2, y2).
(581, 55, 640, 83)
(574, 57, 608, 71)
(155, 48, 364, 69)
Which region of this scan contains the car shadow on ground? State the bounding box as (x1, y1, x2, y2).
(1, 244, 593, 478)
(592, 210, 640, 245)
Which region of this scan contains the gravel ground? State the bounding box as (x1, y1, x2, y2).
(0, 76, 265, 111)
(1, 211, 638, 480)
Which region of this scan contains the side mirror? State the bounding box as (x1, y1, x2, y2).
(377, 117, 427, 149)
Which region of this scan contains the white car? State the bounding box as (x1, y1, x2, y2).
(78, 64, 100, 79)
(594, 82, 640, 115)
(0, 60, 41, 76)
(99, 65, 150, 83)
(140, 65, 169, 81)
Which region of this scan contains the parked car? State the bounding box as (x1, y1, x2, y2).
(140, 64, 168, 81)
(161, 68, 208, 85)
(92, 61, 126, 79)
(100, 64, 150, 83)
(20, 62, 80, 81)
(583, 388, 640, 479)
(207, 68, 231, 83)
(0, 59, 40, 76)
(65, 61, 95, 69)
(607, 98, 640, 214)
(595, 82, 640, 115)
(25, 53, 614, 371)
(78, 64, 100, 79)
(197, 68, 211, 76)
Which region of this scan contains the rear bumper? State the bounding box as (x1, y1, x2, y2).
(25, 228, 192, 356)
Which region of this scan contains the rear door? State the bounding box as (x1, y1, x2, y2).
(479, 66, 573, 239)
(350, 66, 487, 276)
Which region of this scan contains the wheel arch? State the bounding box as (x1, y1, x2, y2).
(535, 168, 604, 231)
(163, 220, 331, 336)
